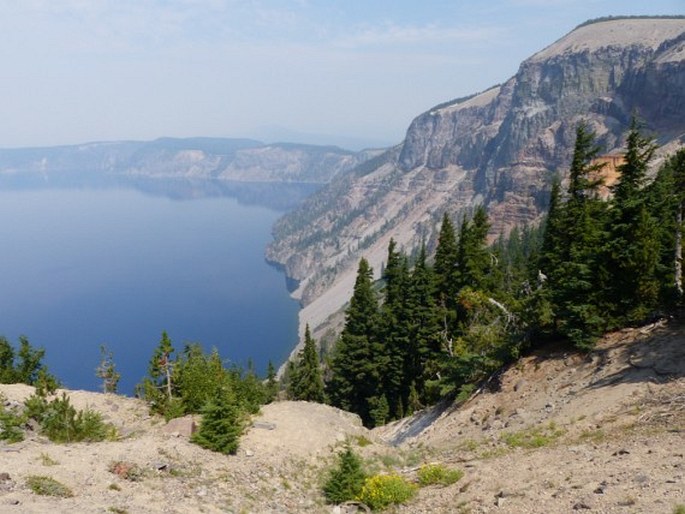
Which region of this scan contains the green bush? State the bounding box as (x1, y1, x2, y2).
(0, 401, 24, 443)
(357, 474, 417, 510)
(417, 463, 464, 486)
(26, 475, 73, 497)
(24, 392, 116, 443)
(323, 447, 367, 504)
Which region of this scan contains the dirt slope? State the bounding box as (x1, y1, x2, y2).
(1, 319, 683, 513)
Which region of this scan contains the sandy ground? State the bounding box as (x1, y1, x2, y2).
(1, 319, 683, 513)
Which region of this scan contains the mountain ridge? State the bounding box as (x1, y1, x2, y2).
(267, 17, 685, 343)
(0, 137, 380, 185)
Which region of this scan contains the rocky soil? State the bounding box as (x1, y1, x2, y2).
(1, 318, 683, 513)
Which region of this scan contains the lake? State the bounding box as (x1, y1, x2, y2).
(0, 178, 314, 394)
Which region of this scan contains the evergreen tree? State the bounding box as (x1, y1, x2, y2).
(95, 344, 120, 394)
(542, 124, 609, 348)
(607, 117, 660, 324)
(379, 239, 412, 417)
(326, 258, 382, 426)
(434, 213, 459, 304)
(457, 205, 491, 292)
(288, 324, 325, 402)
(265, 360, 279, 403)
(406, 244, 442, 406)
(190, 387, 243, 455)
(136, 331, 176, 414)
(322, 447, 367, 504)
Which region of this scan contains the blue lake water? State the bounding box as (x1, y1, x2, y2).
(0, 179, 310, 394)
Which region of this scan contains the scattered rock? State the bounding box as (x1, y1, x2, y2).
(162, 415, 197, 437)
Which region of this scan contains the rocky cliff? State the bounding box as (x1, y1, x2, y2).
(267, 17, 685, 337)
(0, 137, 379, 184)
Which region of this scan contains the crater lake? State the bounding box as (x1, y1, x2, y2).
(0, 178, 316, 394)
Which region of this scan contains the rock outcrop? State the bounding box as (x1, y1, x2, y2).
(267, 18, 685, 337)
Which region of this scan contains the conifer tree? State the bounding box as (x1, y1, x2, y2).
(434, 213, 459, 303)
(288, 324, 325, 402)
(457, 205, 491, 292)
(326, 258, 382, 426)
(191, 387, 243, 455)
(406, 244, 442, 405)
(379, 239, 412, 417)
(607, 117, 660, 324)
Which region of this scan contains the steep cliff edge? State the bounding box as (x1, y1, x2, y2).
(267, 18, 685, 338)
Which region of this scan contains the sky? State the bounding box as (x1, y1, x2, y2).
(0, 1, 682, 150)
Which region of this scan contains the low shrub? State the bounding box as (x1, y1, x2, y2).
(26, 475, 73, 497)
(417, 463, 464, 486)
(357, 474, 417, 510)
(24, 392, 116, 443)
(108, 461, 146, 482)
(0, 404, 24, 443)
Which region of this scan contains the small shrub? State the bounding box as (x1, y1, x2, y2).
(357, 474, 417, 510)
(108, 461, 146, 482)
(26, 475, 73, 497)
(501, 424, 564, 449)
(24, 392, 116, 443)
(0, 405, 25, 443)
(673, 505, 685, 514)
(323, 447, 367, 504)
(108, 483, 121, 491)
(39, 453, 59, 466)
(417, 463, 464, 486)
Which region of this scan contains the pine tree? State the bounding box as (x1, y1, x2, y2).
(379, 239, 412, 417)
(190, 387, 243, 455)
(136, 331, 176, 414)
(326, 258, 382, 426)
(288, 325, 325, 402)
(95, 344, 120, 394)
(457, 205, 491, 292)
(434, 213, 459, 303)
(406, 244, 442, 405)
(607, 117, 660, 324)
(265, 360, 279, 403)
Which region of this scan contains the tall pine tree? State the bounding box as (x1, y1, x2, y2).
(288, 324, 325, 403)
(326, 258, 382, 426)
(607, 117, 660, 324)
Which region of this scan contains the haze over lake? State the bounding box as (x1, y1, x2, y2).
(0, 179, 313, 394)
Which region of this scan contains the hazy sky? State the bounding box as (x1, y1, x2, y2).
(1, 1, 682, 149)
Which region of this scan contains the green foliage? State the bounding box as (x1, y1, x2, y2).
(287, 325, 325, 402)
(24, 392, 116, 443)
(323, 447, 367, 504)
(357, 474, 417, 510)
(327, 258, 383, 426)
(190, 388, 244, 455)
(96, 344, 120, 394)
(0, 403, 25, 443)
(26, 475, 73, 497)
(417, 463, 464, 486)
(0, 335, 58, 387)
(136, 331, 175, 416)
(501, 424, 564, 449)
(673, 504, 685, 514)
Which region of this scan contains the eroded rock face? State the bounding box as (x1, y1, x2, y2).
(268, 18, 685, 333)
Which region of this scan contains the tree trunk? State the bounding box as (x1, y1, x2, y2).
(675, 203, 683, 297)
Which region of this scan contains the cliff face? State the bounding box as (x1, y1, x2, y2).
(0, 138, 378, 184)
(267, 18, 685, 333)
